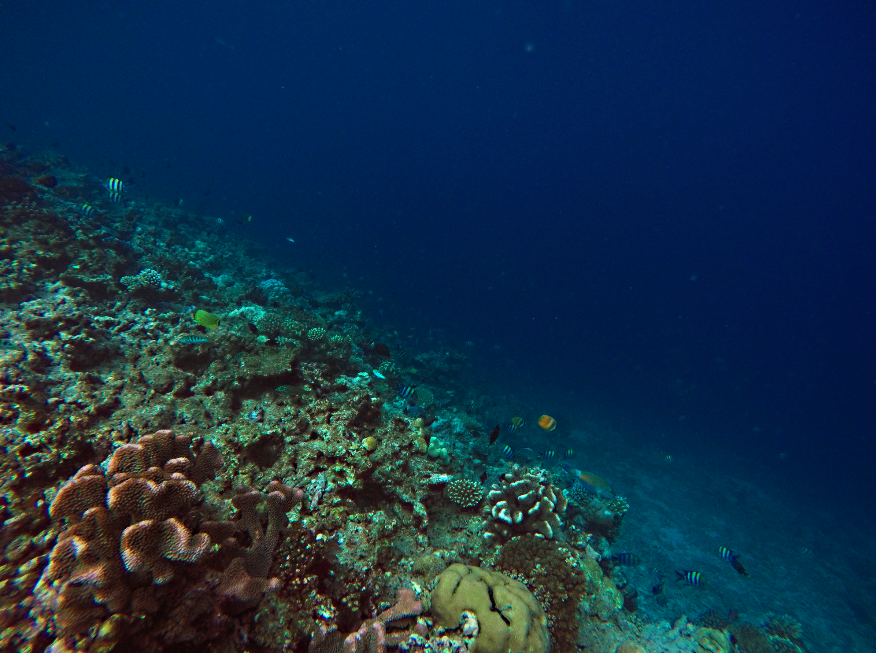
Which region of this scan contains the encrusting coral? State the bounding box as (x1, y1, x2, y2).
(483, 465, 567, 542)
(430, 563, 550, 653)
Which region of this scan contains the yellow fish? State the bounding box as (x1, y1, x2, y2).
(193, 309, 221, 329)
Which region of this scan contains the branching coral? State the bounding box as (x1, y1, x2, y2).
(483, 465, 566, 542)
(120, 268, 166, 292)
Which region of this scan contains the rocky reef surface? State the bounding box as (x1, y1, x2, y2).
(0, 148, 808, 652)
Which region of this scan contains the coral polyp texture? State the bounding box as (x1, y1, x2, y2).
(28, 429, 298, 652)
(445, 478, 482, 508)
(483, 465, 567, 541)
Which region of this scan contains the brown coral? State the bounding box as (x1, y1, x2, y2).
(496, 535, 621, 651)
(31, 429, 258, 652)
(483, 465, 567, 542)
(309, 587, 424, 653)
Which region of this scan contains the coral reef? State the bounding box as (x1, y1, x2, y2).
(483, 465, 566, 542)
(496, 535, 621, 651)
(430, 563, 550, 653)
(0, 147, 820, 653)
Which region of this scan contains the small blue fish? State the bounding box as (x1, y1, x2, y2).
(612, 552, 641, 566)
(105, 178, 126, 192)
(397, 384, 417, 399)
(562, 448, 574, 460)
(675, 570, 702, 586)
(177, 335, 208, 344)
(502, 445, 515, 459)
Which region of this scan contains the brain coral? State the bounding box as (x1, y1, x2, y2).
(430, 563, 550, 653)
(484, 465, 567, 542)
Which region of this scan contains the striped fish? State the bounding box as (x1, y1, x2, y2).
(675, 570, 702, 586)
(502, 445, 515, 459)
(562, 448, 574, 460)
(105, 178, 126, 192)
(612, 552, 641, 566)
(397, 384, 416, 398)
(719, 546, 736, 562)
(77, 202, 96, 217)
(107, 191, 124, 204)
(177, 335, 208, 344)
(719, 547, 749, 576)
(543, 450, 556, 461)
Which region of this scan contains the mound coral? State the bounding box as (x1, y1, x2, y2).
(483, 465, 567, 541)
(430, 563, 550, 653)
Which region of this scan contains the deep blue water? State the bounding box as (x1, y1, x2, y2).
(2, 1, 874, 505)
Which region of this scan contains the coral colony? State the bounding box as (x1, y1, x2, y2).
(0, 149, 808, 652)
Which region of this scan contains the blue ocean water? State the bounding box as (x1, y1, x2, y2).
(3, 0, 875, 650)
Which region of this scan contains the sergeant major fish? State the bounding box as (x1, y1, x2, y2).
(719, 547, 749, 577)
(675, 570, 703, 586)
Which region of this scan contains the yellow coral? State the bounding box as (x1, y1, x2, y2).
(363, 436, 378, 452)
(431, 564, 550, 653)
(694, 626, 732, 653)
(615, 642, 646, 653)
